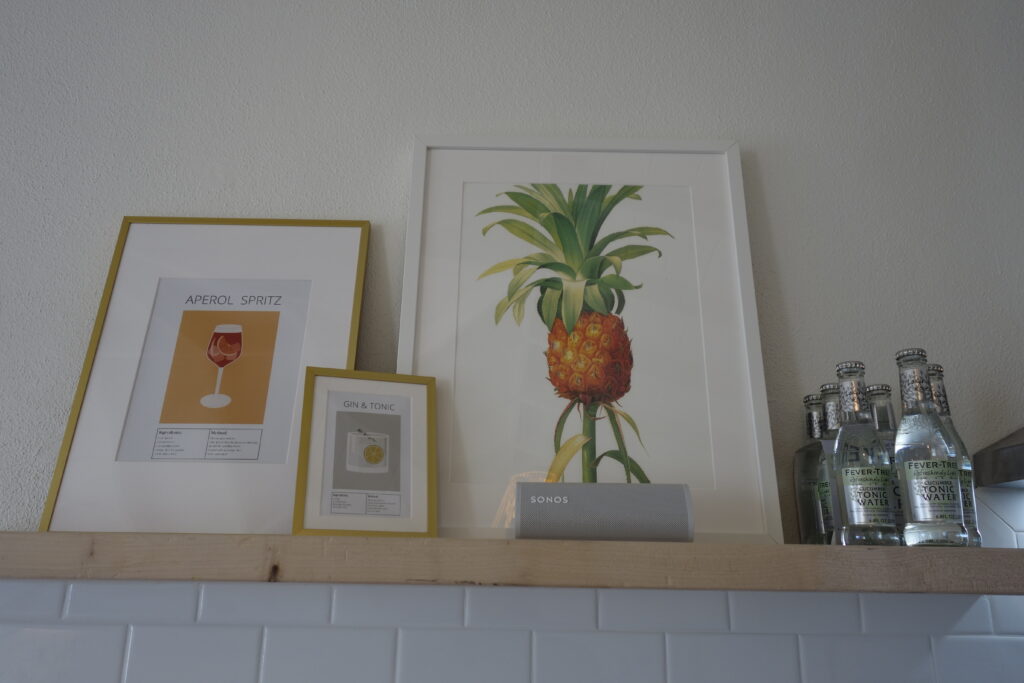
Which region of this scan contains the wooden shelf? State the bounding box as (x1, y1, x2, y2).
(1, 532, 1022, 594)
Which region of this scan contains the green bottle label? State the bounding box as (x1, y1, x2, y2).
(959, 469, 977, 526)
(815, 480, 833, 530)
(840, 466, 895, 525)
(904, 460, 961, 522)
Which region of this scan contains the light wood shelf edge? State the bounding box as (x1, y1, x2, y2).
(1, 532, 1022, 594)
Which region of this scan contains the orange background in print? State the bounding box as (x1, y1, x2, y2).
(160, 310, 280, 424)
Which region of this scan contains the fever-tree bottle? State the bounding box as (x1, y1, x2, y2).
(820, 383, 841, 444)
(794, 394, 830, 544)
(817, 382, 841, 543)
(832, 362, 900, 546)
(928, 363, 982, 547)
(893, 349, 968, 547)
(867, 383, 905, 536)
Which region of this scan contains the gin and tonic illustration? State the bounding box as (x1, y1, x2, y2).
(200, 324, 242, 408)
(346, 430, 389, 474)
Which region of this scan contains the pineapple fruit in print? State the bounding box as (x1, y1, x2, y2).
(547, 312, 632, 404)
(479, 184, 671, 483)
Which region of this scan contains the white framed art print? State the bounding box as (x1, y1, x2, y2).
(398, 138, 782, 543)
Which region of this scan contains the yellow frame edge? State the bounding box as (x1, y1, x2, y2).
(292, 367, 438, 537)
(39, 216, 371, 531)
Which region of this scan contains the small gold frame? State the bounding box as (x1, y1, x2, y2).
(293, 367, 437, 537)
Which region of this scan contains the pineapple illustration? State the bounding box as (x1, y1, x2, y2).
(479, 184, 671, 483)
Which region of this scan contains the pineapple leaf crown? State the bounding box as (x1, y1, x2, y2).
(478, 184, 672, 334)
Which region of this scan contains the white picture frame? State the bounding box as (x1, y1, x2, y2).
(399, 138, 782, 543)
(42, 217, 369, 534)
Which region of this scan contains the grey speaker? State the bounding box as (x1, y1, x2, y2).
(514, 482, 693, 542)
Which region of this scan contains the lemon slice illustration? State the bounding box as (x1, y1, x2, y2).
(362, 444, 384, 465)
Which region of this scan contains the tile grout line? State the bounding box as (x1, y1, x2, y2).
(195, 584, 205, 622)
(725, 591, 734, 632)
(529, 630, 536, 683)
(927, 634, 938, 683)
(255, 625, 268, 683)
(393, 628, 403, 683)
(980, 595, 996, 635)
(119, 624, 134, 683)
(662, 632, 670, 683)
(796, 634, 807, 683)
(60, 581, 72, 620)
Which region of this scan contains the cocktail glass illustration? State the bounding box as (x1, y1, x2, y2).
(200, 324, 242, 408)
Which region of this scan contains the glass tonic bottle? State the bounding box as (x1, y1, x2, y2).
(928, 363, 982, 547)
(818, 382, 841, 543)
(820, 383, 841, 442)
(794, 394, 830, 544)
(832, 362, 901, 546)
(893, 349, 968, 547)
(867, 383, 905, 536)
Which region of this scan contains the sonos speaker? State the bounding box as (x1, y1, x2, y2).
(514, 482, 693, 542)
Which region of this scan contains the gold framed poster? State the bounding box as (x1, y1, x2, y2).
(41, 217, 369, 534)
(293, 367, 437, 536)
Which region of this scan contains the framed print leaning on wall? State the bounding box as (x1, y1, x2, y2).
(293, 368, 436, 536)
(41, 217, 369, 534)
(398, 138, 782, 542)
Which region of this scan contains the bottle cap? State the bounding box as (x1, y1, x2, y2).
(895, 347, 928, 362)
(819, 382, 839, 393)
(835, 360, 865, 373)
(803, 393, 822, 404)
(865, 383, 892, 394)
(927, 363, 944, 375)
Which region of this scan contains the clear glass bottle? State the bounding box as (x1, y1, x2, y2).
(867, 383, 905, 537)
(832, 362, 901, 546)
(928, 363, 982, 547)
(893, 349, 968, 547)
(818, 382, 841, 543)
(820, 383, 841, 443)
(794, 394, 830, 544)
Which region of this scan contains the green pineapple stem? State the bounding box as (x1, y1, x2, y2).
(553, 399, 579, 456)
(604, 404, 631, 483)
(581, 403, 599, 482)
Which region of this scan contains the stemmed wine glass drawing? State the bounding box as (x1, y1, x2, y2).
(200, 324, 242, 408)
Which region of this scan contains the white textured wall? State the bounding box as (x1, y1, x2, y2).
(2, 0, 1022, 536)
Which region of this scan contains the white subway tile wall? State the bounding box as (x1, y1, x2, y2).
(262, 626, 396, 683)
(729, 590, 861, 634)
(599, 588, 730, 632)
(667, 634, 800, 683)
(65, 581, 199, 624)
(859, 594, 994, 635)
(198, 582, 332, 625)
(124, 625, 262, 683)
(533, 631, 665, 683)
(397, 628, 531, 683)
(799, 634, 936, 683)
(466, 586, 597, 630)
(975, 497, 1019, 548)
(932, 636, 1024, 683)
(977, 487, 1024, 548)
(1, 581, 1023, 682)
